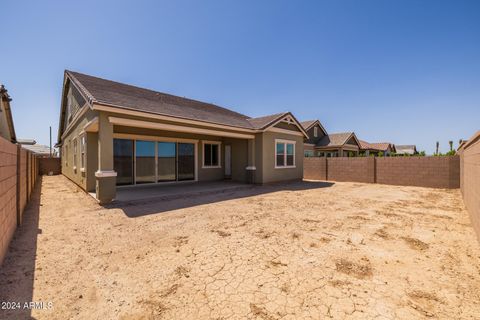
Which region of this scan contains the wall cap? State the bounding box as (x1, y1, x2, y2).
(95, 170, 117, 178)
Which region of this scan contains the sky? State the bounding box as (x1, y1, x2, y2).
(1, 0, 479, 154)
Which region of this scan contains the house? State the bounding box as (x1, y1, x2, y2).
(316, 132, 361, 157)
(395, 145, 418, 155)
(56, 71, 308, 204)
(359, 140, 396, 156)
(302, 120, 361, 157)
(301, 120, 328, 157)
(0, 84, 16, 143)
(18, 139, 56, 157)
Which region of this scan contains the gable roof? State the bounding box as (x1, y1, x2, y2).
(359, 140, 394, 151)
(300, 119, 328, 135)
(247, 112, 289, 129)
(316, 132, 360, 148)
(59, 71, 308, 141)
(0, 84, 16, 143)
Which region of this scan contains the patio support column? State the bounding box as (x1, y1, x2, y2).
(95, 113, 116, 204)
(246, 138, 256, 184)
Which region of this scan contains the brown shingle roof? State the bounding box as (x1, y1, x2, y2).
(300, 120, 316, 130)
(67, 70, 282, 130)
(359, 140, 393, 151)
(247, 112, 288, 129)
(316, 132, 354, 147)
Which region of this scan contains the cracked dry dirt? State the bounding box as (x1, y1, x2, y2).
(1, 175, 480, 319)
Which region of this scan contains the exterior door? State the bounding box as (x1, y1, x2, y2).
(114, 139, 134, 186)
(177, 143, 195, 181)
(225, 145, 231, 178)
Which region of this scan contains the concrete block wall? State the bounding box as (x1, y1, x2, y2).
(39, 157, 61, 175)
(459, 131, 480, 242)
(303, 157, 327, 180)
(304, 156, 460, 189)
(0, 137, 40, 266)
(0, 137, 18, 265)
(328, 157, 375, 183)
(376, 156, 460, 188)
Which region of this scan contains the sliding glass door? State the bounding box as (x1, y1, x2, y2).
(135, 140, 156, 184)
(158, 142, 176, 182)
(114, 139, 134, 185)
(178, 143, 195, 181)
(114, 138, 195, 185)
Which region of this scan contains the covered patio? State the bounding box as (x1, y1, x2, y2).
(106, 180, 253, 204)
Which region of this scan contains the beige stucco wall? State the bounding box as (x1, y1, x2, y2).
(61, 108, 99, 190)
(113, 123, 249, 183)
(256, 131, 304, 184)
(62, 108, 305, 191)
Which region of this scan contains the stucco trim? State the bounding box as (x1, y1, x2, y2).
(113, 133, 199, 143)
(94, 103, 256, 133)
(266, 127, 305, 137)
(109, 116, 255, 140)
(95, 170, 117, 177)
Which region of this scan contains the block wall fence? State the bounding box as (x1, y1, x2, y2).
(304, 156, 460, 189)
(458, 131, 480, 242)
(0, 136, 46, 266)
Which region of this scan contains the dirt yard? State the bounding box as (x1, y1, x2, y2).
(1, 175, 479, 319)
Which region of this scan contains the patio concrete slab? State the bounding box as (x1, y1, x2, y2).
(112, 180, 253, 205)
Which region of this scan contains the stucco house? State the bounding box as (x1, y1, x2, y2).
(359, 140, 396, 156)
(56, 71, 307, 204)
(302, 120, 361, 157)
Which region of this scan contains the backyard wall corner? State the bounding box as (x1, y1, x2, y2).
(459, 131, 480, 242)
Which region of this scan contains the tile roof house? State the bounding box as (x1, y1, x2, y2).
(359, 140, 396, 156)
(395, 145, 418, 155)
(0, 85, 16, 143)
(57, 70, 308, 204)
(18, 139, 56, 157)
(302, 119, 361, 157)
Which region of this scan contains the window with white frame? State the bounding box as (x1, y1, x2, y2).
(73, 139, 78, 169)
(80, 135, 86, 170)
(203, 141, 221, 168)
(314, 126, 318, 138)
(275, 139, 295, 168)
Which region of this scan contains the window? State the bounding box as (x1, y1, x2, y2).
(73, 139, 78, 169)
(65, 144, 68, 167)
(275, 139, 295, 168)
(80, 135, 86, 170)
(203, 141, 221, 168)
(314, 126, 318, 138)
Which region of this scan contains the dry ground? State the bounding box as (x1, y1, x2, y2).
(1, 175, 479, 319)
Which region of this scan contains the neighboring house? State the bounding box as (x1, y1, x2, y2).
(18, 139, 56, 157)
(316, 132, 361, 157)
(0, 84, 16, 143)
(395, 145, 418, 155)
(359, 140, 396, 156)
(302, 119, 361, 157)
(56, 71, 308, 204)
(301, 120, 328, 157)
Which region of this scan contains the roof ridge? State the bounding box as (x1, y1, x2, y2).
(66, 70, 250, 120)
(65, 70, 96, 104)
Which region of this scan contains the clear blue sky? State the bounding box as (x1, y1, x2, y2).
(1, 0, 479, 154)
